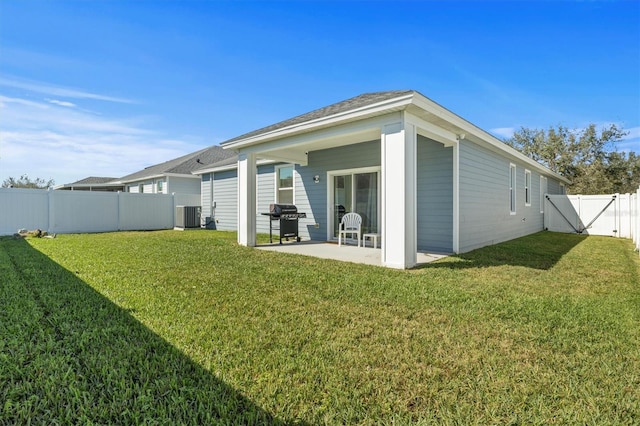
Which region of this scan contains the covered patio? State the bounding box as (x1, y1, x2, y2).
(223, 91, 465, 269)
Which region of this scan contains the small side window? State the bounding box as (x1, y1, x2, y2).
(509, 164, 516, 214)
(525, 170, 531, 206)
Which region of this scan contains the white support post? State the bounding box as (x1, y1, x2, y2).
(237, 152, 257, 246)
(381, 117, 417, 269)
(452, 138, 460, 253)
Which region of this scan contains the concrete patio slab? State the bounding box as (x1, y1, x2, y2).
(256, 240, 448, 267)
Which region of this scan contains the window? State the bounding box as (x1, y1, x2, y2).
(138, 183, 144, 194)
(509, 164, 516, 214)
(524, 169, 531, 206)
(276, 165, 294, 204)
(157, 180, 164, 193)
(540, 176, 547, 213)
(560, 183, 566, 195)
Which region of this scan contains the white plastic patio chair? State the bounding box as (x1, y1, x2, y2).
(338, 212, 362, 247)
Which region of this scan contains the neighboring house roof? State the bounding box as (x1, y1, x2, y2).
(197, 155, 239, 171)
(54, 176, 125, 190)
(117, 145, 236, 183)
(71, 176, 120, 185)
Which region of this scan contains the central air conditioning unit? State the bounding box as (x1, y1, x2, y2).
(175, 206, 201, 229)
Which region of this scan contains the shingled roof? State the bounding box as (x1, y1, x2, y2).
(118, 145, 236, 183)
(222, 90, 415, 145)
(70, 176, 120, 185)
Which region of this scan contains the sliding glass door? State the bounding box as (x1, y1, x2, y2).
(331, 169, 379, 239)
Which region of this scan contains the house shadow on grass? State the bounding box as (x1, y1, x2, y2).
(1, 238, 290, 425)
(416, 231, 587, 271)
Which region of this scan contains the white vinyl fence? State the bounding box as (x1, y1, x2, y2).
(544, 192, 639, 240)
(0, 188, 200, 236)
(633, 188, 640, 252)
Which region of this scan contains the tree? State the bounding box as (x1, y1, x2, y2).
(506, 124, 639, 194)
(2, 174, 55, 189)
(605, 151, 640, 194)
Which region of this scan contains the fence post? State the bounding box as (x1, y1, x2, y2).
(614, 193, 620, 238)
(637, 187, 640, 252)
(543, 194, 548, 230)
(47, 188, 54, 234)
(624, 193, 631, 239)
(117, 191, 122, 231)
(577, 194, 581, 232)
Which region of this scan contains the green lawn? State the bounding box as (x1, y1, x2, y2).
(1, 230, 639, 424)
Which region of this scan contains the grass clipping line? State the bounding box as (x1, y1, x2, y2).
(1, 230, 639, 424)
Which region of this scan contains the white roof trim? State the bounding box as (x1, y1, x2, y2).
(164, 173, 200, 179)
(119, 172, 198, 184)
(222, 91, 570, 184)
(53, 183, 124, 190)
(192, 159, 276, 175)
(221, 94, 414, 150)
(411, 93, 571, 184)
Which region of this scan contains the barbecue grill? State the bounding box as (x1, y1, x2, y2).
(262, 204, 307, 244)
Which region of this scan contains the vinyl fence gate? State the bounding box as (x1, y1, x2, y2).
(544, 193, 633, 238)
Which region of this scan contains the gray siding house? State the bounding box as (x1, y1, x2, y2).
(196, 90, 569, 268)
(55, 176, 125, 192)
(117, 145, 235, 196)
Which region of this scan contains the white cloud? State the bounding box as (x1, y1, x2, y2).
(0, 95, 48, 109)
(489, 127, 515, 139)
(0, 75, 135, 104)
(618, 126, 640, 153)
(0, 96, 150, 135)
(0, 94, 204, 185)
(46, 98, 76, 108)
(622, 126, 640, 140)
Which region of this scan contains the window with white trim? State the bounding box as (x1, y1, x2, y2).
(509, 163, 516, 214)
(560, 183, 566, 195)
(157, 180, 164, 193)
(540, 176, 547, 213)
(276, 165, 294, 204)
(524, 169, 531, 206)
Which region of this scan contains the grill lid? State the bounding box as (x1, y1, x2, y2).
(269, 204, 297, 216)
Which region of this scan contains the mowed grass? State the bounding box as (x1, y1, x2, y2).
(1, 230, 639, 424)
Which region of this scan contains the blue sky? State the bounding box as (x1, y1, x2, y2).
(1, 0, 638, 185)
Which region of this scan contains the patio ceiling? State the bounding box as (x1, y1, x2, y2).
(252, 115, 390, 165)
